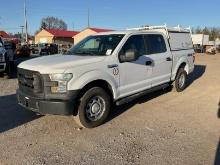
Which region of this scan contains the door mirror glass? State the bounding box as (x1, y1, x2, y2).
(120, 49, 137, 62)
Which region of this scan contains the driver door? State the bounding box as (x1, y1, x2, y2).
(118, 34, 153, 98)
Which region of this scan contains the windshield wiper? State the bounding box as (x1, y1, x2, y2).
(73, 51, 96, 56)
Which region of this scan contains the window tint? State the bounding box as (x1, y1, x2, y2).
(144, 35, 167, 54)
(120, 35, 146, 57)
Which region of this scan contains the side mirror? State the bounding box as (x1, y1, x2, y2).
(120, 49, 137, 62)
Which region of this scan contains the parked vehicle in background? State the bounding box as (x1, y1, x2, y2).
(0, 37, 7, 74)
(39, 43, 58, 55)
(58, 44, 71, 54)
(206, 46, 216, 54)
(16, 45, 31, 57)
(17, 25, 195, 128)
(191, 34, 209, 53)
(4, 41, 16, 60)
(29, 44, 39, 54)
(4, 41, 16, 76)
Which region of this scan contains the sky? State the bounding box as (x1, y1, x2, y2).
(0, 0, 220, 35)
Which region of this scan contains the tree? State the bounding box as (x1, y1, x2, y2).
(193, 26, 220, 40)
(40, 16, 67, 30)
(202, 27, 210, 35)
(40, 21, 47, 30)
(194, 27, 202, 34)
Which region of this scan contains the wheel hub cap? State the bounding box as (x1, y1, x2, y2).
(85, 96, 106, 121)
(91, 103, 100, 114)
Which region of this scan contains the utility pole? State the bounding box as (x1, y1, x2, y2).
(20, 25, 24, 43)
(87, 8, 90, 28)
(24, 0, 28, 44)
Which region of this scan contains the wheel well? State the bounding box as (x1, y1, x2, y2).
(178, 62, 188, 74)
(73, 80, 114, 116)
(179, 62, 186, 69)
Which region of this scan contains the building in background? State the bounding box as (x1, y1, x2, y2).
(0, 31, 20, 44)
(73, 27, 113, 45)
(0, 31, 10, 39)
(35, 29, 79, 45)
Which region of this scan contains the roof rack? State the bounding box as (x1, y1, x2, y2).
(127, 24, 191, 33)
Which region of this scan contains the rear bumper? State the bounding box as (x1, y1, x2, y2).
(16, 89, 77, 116)
(0, 62, 6, 72)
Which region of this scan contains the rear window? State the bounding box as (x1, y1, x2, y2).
(168, 32, 193, 51)
(144, 34, 167, 54)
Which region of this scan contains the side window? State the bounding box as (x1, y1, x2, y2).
(145, 35, 167, 54)
(119, 35, 146, 57)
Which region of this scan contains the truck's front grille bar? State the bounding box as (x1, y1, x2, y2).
(17, 68, 43, 94)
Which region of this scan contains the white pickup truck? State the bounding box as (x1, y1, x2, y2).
(17, 25, 195, 128)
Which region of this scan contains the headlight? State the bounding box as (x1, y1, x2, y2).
(49, 73, 73, 93)
(0, 53, 5, 62)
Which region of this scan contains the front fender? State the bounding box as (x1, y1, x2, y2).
(68, 70, 118, 99)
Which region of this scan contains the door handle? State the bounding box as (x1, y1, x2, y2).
(166, 57, 172, 61)
(145, 61, 152, 66)
(108, 64, 118, 68)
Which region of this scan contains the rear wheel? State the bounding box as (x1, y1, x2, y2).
(74, 87, 111, 128)
(174, 67, 187, 92)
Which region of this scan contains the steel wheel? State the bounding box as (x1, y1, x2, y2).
(85, 96, 106, 121)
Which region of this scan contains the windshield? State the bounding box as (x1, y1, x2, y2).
(67, 34, 124, 56)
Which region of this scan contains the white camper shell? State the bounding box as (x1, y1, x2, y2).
(127, 25, 193, 51)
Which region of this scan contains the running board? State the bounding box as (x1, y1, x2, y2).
(116, 83, 169, 106)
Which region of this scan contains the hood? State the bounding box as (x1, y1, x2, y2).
(18, 54, 106, 74)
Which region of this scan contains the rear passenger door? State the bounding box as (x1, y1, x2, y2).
(144, 34, 173, 87)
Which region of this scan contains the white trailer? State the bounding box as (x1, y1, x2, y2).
(191, 34, 209, 45)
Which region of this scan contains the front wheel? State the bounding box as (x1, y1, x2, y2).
(174, 68, 187, 92)
(74, 87, 111, 128)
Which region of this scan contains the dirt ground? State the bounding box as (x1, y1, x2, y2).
(0, 54, 219, 165)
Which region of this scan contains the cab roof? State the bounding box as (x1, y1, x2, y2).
(92, 30, 162, 36)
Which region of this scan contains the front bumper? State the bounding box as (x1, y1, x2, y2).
(0, 62, 6, 72)
(16, 89, 77, 116)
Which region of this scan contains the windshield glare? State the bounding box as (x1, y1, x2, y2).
(67, 34, 124, 56)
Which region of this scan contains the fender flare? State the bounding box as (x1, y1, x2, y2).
(68, 70, 118, 99)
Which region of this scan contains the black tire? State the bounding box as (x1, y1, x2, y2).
(74, 87, 111, 128)
(174, 67, 187, 92)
